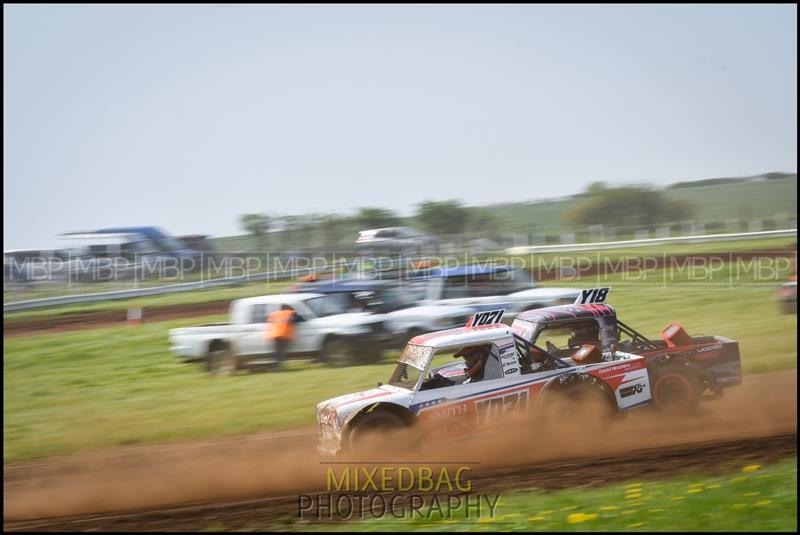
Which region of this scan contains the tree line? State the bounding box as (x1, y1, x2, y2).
(239, 184, 697, 250)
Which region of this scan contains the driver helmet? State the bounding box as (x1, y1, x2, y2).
(568, 324, 599, 347)
(454, 345, 489, 378)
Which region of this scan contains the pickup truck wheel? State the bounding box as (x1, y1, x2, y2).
(649, 364, 702, 413)
(538, 382, 615, 437)
(206, 344, 237, 376)
(322, 337, 356, 367)
(346, 412, 407, 454)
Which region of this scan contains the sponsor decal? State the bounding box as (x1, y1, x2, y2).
(511, 320, 535, 341)
(619, 383, 645, 398)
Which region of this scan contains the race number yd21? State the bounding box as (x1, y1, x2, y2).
(467, 309, 505, 327)
(476, 391, 529, 426)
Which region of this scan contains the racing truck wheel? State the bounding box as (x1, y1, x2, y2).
(649, 363, 702, 413)
(322, 337, 357, 367)
(206, 343, 237, 376)
(538, 380, 616, 437)
(345, 411, 408, 455)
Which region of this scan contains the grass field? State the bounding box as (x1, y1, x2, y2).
(295, 458, 797, 532)
(4, 266, 796, 462)
(4, 236, 795, 322)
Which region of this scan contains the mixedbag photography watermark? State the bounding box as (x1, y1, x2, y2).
(296, 463, 501, 522)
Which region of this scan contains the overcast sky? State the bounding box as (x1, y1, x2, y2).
(4, 4, 797, 249)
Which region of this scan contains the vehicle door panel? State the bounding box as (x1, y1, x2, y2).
(237, 303, 276, 355)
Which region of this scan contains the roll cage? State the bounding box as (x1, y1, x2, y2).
(513, 333, 572, 373)
(616, 319, 660, 352)
(511, 315, 659, 371)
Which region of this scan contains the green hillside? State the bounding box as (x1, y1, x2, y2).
(212, 174, 797, 250)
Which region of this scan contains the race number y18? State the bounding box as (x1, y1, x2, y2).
(575, 287, 610, 305)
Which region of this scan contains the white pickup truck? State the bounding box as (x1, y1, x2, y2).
(168, 293, 389, 373)
(293, 266, 581, 346)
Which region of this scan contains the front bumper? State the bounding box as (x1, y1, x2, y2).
(317, 409, 344, 457)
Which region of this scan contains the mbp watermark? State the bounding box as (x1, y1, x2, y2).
(4, 249, 794, 288)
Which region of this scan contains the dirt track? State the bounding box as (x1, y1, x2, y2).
(5, 433, 795, 532)
(4, 248, 794, 339)
(3, 299, 233, 339)
(3, 371, 796, 531)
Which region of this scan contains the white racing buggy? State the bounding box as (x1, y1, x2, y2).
(317, 289, 659, 456)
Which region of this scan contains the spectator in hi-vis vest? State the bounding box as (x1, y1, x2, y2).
(266, 305, 298, 367)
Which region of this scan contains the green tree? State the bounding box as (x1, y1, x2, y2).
(415, 200, 471, 236)
(356, 207, 400, 229)
(239, 213, 271, 251)
(561, 185, 695, 230)
(465, 206, 500, 238)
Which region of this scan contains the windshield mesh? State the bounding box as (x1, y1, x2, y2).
(388, 362, 422, 389)
(398, 344, 432, 370)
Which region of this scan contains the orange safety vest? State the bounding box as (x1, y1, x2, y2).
(266, 309, 296, 340)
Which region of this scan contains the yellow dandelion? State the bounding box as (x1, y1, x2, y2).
(743, 492, 760, 497)
(730, 476, 747, 483)
(600, 505, 621, 511)
(567, 513, 598, 524)
(528, 515, 545, 522)
(539, 510, 554, 515)
(755, 500, 772, 506)
(626, 482, 643, 489)
(706, 484, 721, 489)
(627, 502, 643, 507)
(670, 496, 685, 501)
(626, 492, 643, 500)
(649, 508, 665, 513)
(732, 503, 747, 509)
(622, 510, 638, 516)
(687, 488, 704, 494)
(478, 516, 495, 523)
(629, 522, 647, 528)
(742, 464, 761, 473)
